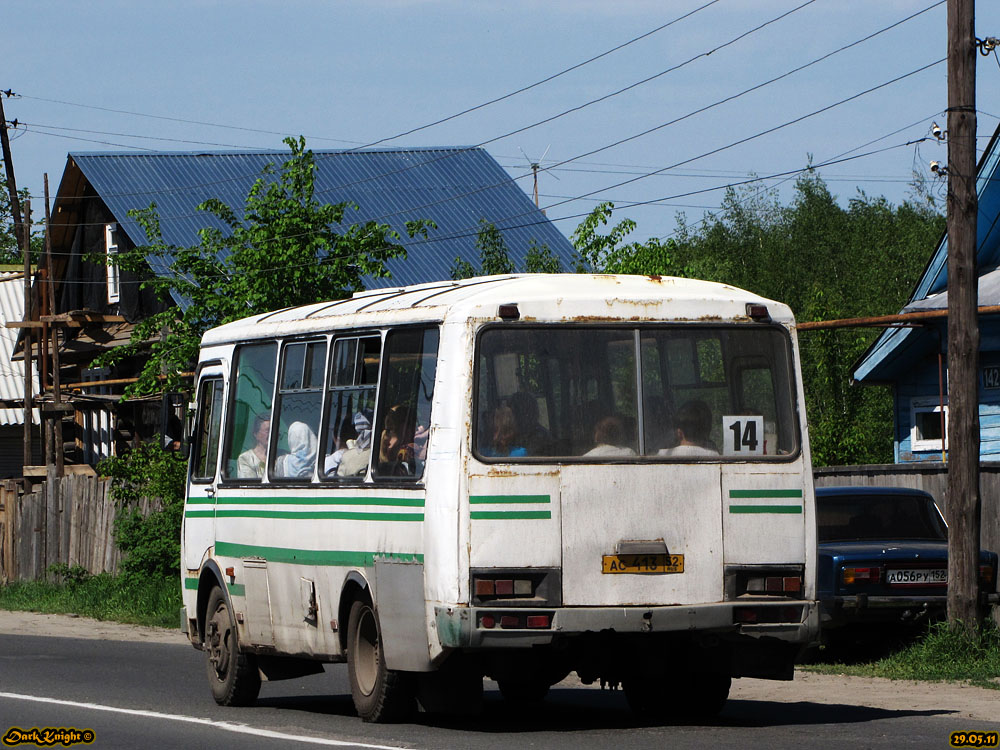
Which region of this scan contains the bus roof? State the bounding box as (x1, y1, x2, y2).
(200, 274, 794, 346)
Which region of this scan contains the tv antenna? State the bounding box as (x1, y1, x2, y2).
(519, 145, 558, 213)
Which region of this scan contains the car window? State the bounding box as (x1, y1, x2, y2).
(817, 493, 947, 542)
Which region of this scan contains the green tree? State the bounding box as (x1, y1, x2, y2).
(0, 165, 43, 264)
(450, 219, 562, 279)
(571, 202, 681, 275)
(98, 442, 188, 578)
(104, 137, 434, 396)
(670, 173, 945, 465)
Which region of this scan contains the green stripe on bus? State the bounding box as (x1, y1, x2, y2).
(729, 505, 803, 514)
(469, 495, 550, 504)
(213, 496, 424, 507)
(187, 497, 215, 505)
(728, 489, 803, 499)
(184, 577, 243, 597)
(470, 510, 552, 520)
(214, 541, 423, 567)
(189, 510, 423, 522)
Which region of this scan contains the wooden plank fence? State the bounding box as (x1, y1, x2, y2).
(0, 476, 158, 583)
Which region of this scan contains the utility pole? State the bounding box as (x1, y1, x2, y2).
(945, 0, 981, 632)
(0, 93, 24, 253)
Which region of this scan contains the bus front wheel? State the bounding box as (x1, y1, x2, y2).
(204, 585, 261, 706)
(347, 598, 414, 722)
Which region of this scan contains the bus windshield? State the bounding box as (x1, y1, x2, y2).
(475, 325, 799, 460)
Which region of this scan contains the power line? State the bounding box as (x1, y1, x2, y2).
(9, 0, 821, 206)
(356, 0, 725, 149)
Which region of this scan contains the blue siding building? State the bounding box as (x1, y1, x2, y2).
(853, 126, 1000, 463)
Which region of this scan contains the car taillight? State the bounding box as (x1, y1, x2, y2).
(842, 566, 880, 585)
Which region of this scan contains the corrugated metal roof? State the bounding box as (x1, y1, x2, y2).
(69, 147, 577, 306)
(0, 273, 39, 425)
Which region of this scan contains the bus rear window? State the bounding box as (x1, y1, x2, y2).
(475, 326, 798, 461)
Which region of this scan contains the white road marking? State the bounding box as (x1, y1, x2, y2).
(0, 691, 415, 749)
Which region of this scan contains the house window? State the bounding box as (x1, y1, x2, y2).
(105, 223, 120, 304)
(910, 398, 948, 452)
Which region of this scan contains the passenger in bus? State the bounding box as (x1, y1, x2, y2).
(584, 415, 636, 457)
(275, 421, 318, 478)
(507, 391, 550, 455)
(482, 403, 527, 457)
(337, 411, 374, 477)
(236, 413, 270, 478)
(658, 400, 718, 457)
(324, 416, 357, 476)
(379, 404, 416, 475)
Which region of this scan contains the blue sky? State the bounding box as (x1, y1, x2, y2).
(5, 0, 1000, 245)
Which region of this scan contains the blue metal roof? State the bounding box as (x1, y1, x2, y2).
(69, 146, 576, 304)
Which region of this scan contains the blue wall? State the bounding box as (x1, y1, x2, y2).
(893, 349, 1000, 463)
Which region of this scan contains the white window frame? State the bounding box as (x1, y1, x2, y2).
(910, 396, 948, 452)
(105, 223, 120, 304)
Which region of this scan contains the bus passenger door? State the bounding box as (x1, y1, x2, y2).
(185, 369, 226, 570)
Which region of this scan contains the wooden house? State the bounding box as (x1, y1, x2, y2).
(853, 124, 1000, 463)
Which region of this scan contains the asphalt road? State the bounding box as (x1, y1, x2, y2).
(0, 633, 996, 750)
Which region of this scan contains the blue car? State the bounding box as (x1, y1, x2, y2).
(816, 486, 998, 639)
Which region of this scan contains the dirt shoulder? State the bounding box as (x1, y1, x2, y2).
(2, 609, 997, 722)
(0, 609, 187, 645)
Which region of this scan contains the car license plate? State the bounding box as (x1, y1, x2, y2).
(602, 553, 684, 574)
(886, 568, 947, 585)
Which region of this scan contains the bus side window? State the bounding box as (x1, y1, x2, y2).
(222, 343, 278, 481)
(271, 340, 327, 481)
(192, 378, 224, 482)
(372, 327, 439, 480)
(323, 336, 380, 480)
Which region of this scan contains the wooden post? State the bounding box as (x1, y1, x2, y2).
(21, 198, 32, 472)
(44, 175, 63, 477)
(0, 94, 24, 252)
(945, 0, 982, 631)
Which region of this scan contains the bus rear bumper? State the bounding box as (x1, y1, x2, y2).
(434, 600, 820, 649)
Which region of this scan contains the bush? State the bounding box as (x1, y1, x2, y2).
(98, 442, 187, 579)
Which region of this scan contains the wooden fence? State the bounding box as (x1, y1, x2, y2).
(0, 475, 157, 583)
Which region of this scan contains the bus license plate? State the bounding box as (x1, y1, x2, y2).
(886, 568, 947, 585)
(602, 554, 684, 574)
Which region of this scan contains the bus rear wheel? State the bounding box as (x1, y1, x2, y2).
(204, 585, 261, 706)
(347, 598, 414, 722)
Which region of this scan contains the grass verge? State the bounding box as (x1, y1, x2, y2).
(803, 620, 1000, 690)
(0, 573, 181, 629)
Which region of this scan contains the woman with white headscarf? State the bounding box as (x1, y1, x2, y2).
(276, 421, 318, 478)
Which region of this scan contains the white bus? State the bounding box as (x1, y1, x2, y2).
(181, 274, 819, 722)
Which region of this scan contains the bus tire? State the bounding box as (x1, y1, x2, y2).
(347, 598, 414, 723)
(204, 585, 261, 706)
